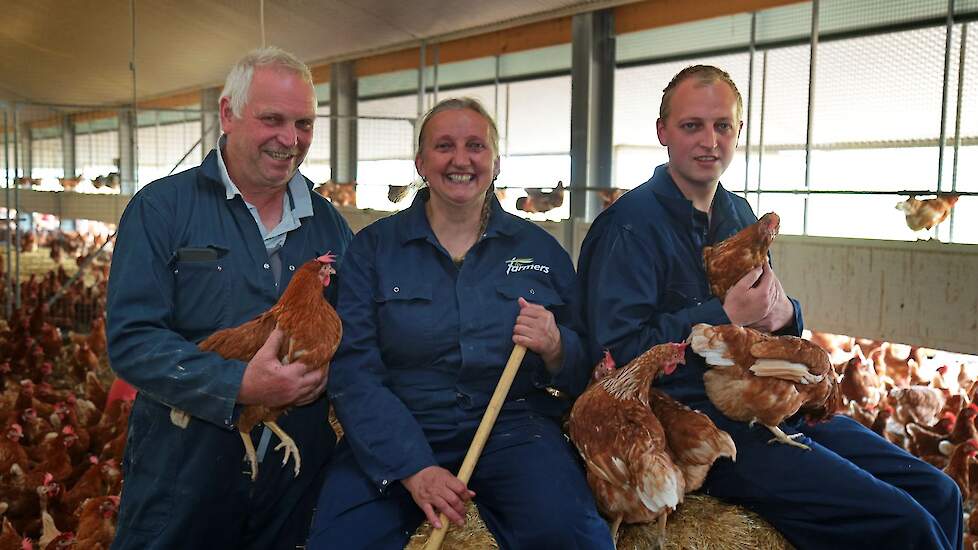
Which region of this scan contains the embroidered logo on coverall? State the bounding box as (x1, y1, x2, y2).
(505, 257, 550, 275)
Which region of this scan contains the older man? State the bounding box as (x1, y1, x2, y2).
(107, 47, 352, 549)
(577, 65, 961, 550)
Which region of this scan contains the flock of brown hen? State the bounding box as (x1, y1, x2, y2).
(813, 333, 978, 548)
(0, 231, 124, 550)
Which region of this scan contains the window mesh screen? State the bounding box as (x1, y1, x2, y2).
(954, 22, 978, 193)
(136, 111, 202, 186)
(753, 45, 811, 193)
(356, 97, 417, 210)
(754, 3, 814, 44)
(617, 14, 753, 63)
(305, 105, 332, 184)
(504, 75, 570, 156)
(820, 0, 952, 34)
(75, 128, 119, 182)
(31, 137, 63, 179)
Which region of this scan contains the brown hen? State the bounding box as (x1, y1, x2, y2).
(889, 385, 946, 427)
(191, 253, 342, 480)
(568, 343, 688, 543)
(702, 212, 779, 301)
(315, 181, 356, 207)
(943, 439, 978, 501)
(839, 346, 885, 410)
(896, 194, 958, 233)
(648, 388, 736, 491)
(516, 181, 565, 214)
(688, 323, 842, 450)
(74, 495, 119, 550)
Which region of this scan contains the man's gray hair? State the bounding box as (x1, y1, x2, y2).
(219, 46, 314, 120)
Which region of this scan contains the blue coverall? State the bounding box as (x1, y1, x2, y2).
(308, 191, 614, 549)
(106, 150, 353, 550)
(577, 163, 962, 550)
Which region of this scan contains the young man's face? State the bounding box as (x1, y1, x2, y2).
(656, 78, 742, 192)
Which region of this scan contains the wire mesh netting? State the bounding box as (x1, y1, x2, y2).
(135, 109, 204, 184)
(356, 112, 416, 210)
(11, 103, 212, 192)
(304, 106, 332, 185)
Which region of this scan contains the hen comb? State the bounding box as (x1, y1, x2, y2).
(316, 252, 336, 264)
(43, 472, 53, 484)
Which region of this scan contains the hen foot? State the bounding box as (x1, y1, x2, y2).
(765, 425, 812, 451)
(266, 421, 301, 477)
(240, 431, 259, 480)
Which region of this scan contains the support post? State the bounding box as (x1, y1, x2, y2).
(568, 9, 615, 252)
(118, 109, 137, 195)
(62, 115, 76, 179)
(201, 86, 222, 157)
(330, 61, 358, 184)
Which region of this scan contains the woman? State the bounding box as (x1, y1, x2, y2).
(308, 98, 613, 549)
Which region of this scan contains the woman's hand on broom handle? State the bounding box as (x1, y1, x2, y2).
(513, 297, 563, 374)
(403, 465, 476, 529)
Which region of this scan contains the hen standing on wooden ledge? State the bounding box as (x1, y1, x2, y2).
(106, 47, 353, 550)
(578, 64, 962, 550)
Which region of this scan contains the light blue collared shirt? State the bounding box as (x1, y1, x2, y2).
(216, 135, 313, 255)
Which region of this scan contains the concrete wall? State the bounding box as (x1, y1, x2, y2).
(771, 236, 978, 356)
(9, 192, 977, 354)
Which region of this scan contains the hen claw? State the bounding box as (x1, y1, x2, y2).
(239, 432, 260, 481)
(765, 425, 812, 451)
(266, 421, 302, 477)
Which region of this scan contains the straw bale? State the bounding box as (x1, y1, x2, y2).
(405, 493, 790, 550)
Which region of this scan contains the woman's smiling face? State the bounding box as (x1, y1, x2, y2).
(415, 108, 499, 211)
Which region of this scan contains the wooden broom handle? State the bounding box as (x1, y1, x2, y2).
(423, 344, 527, 550)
